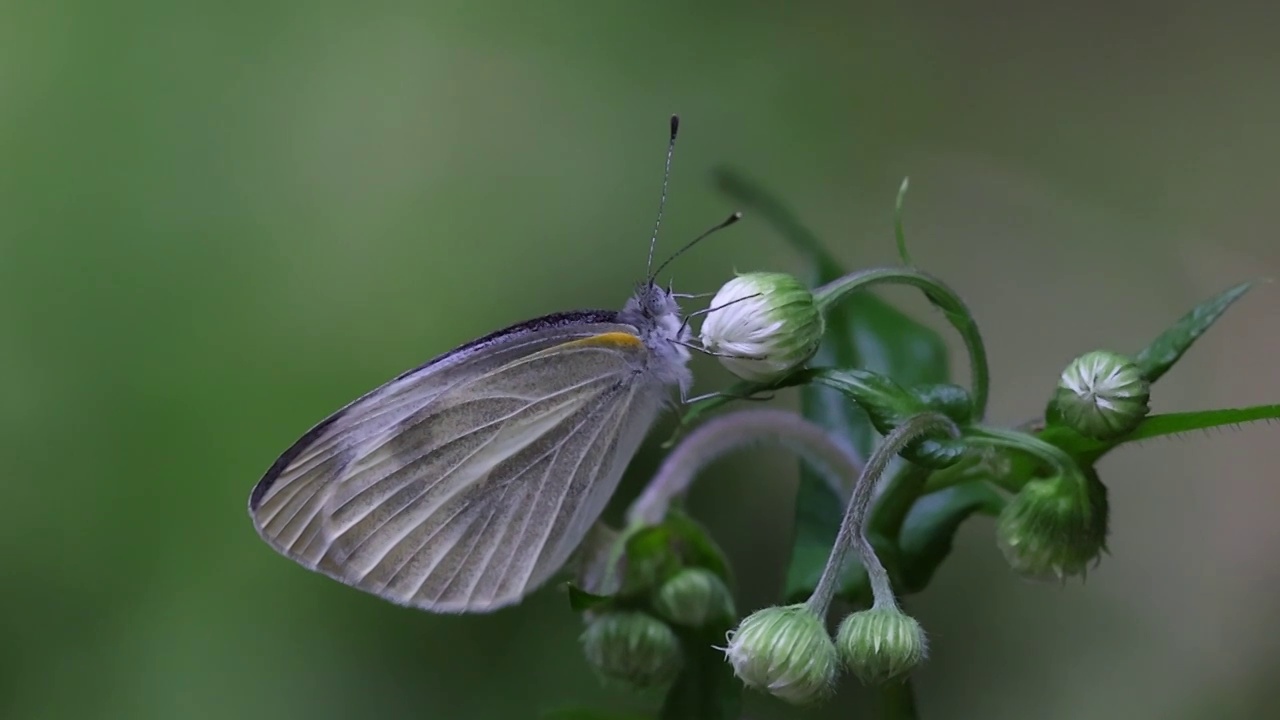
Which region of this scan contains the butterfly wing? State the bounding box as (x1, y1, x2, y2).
(248, 311, 669, 613)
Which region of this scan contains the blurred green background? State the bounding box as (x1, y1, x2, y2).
(4, 1, 1279, 718)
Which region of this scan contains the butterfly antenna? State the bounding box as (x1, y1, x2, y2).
(651, 211, 743, 281)
(645, 114, 681, 279)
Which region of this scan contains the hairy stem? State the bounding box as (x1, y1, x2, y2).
(626, 409, 863, 527)
(805, 413, 961, 617)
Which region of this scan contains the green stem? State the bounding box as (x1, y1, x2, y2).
(918, 452, 985, 494)
(962, 425, 1079, 478)
(894, 177, 913, 266)
(814, 267, 989, 422)
(877, 677, 920, 720)
(804, 413, 961, 617)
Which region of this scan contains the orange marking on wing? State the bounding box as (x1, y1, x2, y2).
(563, 332, 645, 350)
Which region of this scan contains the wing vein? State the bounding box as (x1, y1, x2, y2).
(498, 385, 628, 595)
(326, 373, 614, 521)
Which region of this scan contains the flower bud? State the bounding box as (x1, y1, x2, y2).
(1052, 350, 1150, 440)
(699, 272, 824, 382)
(996, 470, 1109, 580)
(722, 603, 838, 705)
(654, 567, 736, 628)
(835, 607, 927, 684)
(580, 611, 682, 689)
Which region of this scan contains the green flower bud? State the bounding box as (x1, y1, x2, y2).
(580, 611, 682, 689)
(653, 567, 736, 628)
(996, 469, 1109, 580)
(722, 603, 838, 705)
(835, 607, 928, 684)
(1052, 350, 1150, 440)
(699, 272, 825, 382)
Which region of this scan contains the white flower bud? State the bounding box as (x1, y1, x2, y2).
(699, 273, 824, 383)
(722, 603, 839, 705)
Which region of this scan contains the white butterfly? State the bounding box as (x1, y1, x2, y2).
(248, 116, 738, 613)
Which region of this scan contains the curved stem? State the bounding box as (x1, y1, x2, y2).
(918, 452, 988, 494)
(813, 267, 989, 422)
(804, 413, 961, 617)
(625, 409, 864, 527)
(868, 463, 931, 539)
(961, 425, 1079, 479)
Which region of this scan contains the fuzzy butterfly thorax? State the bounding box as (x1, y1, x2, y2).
(620, 281, 693, 396)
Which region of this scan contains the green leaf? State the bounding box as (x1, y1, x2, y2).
(1123, 405, 1280, 440)
(608, 511, 734, 598)
(784, 468, 848, 601)
(659, 627, 741, 720)
(658, 511, 733, 585)
(909, 383, 974, 425)
(714, 167, 950, 602)
(803, 369, 967, 468)
(1135, 281, 1253, 383)
(566, 583, 615, 612)
(894, 176, 913, 266)
(803, 368, 918, 433)
(1036, 404, 1280, 469)
(897, 481, 1005, 593)
(617, 525, 683, 596)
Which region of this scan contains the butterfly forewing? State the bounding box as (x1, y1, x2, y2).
(249, 312, 668, 612)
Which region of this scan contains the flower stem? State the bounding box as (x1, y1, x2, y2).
(804, 413, 961, 617)
(813, 267, 990, 422)
(877, 677, 920, 720)
(867, 463, 930, 539)
(962, 425, 1079, 479)
(625, 409, 863, 527)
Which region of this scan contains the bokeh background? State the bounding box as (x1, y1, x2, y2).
(4, 1, 1279, 718)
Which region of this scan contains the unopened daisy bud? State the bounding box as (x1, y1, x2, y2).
(723, 603, 838, 705)
(1052, 350, 1150, 440)
(996, 470, 1109, 580)
(700, 272, 824, 382)
(654, 567, 735, 628)
(580, 611, 682, 689)
(835, 607, 928, 684)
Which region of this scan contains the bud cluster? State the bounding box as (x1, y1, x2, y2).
(576, 521, 737, 691)
(722, 602, 928, 705)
